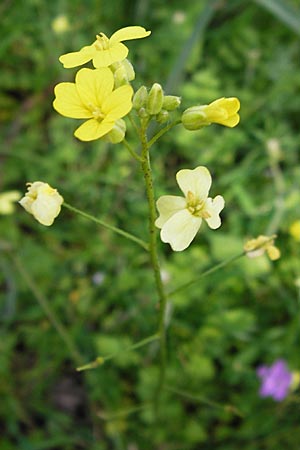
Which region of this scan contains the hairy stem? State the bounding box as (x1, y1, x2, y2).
(140, 126, 168, 412)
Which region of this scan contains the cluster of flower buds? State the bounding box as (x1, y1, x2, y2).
(133, 83, 181, 124)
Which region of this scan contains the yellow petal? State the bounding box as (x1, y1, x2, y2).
(92, 43, 128, 68)
(161, 209, 202, 251)
(102, 85, 133, 120)
(204, 195, 225, 229)
(267, 245, 281, 261)
(176, 166, 211, 199)
(109, 26, 151, 45)
(216, 113, 240, 127)
(155, 195, 186, 228)
(59, 45, 96, 68)
(53, 83, 91, 118)
(75, 68, 114, 108)
(209, 97, 240, 114)
(74, 118, 115, 141)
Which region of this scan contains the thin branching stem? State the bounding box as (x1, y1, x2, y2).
(63, 202, 149, 251)
(147, 119, 181, 149)
(12, 254, 82, 364)
(168, 252, 245, 297)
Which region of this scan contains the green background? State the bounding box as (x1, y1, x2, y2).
(1, 0, 300, 448)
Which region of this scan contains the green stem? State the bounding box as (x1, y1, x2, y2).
(128, 112, 141, 138)
(147, 119, 181, 149)
(123, 138, 143, 161)
(168, 252, 245, 298)
(63, 202, 149, 251)
(140, 126, 168, 412)
(97, 402, 152, 420)
(77, 333, 159, 371)
(12, 254, 82, 364)
(164, 386, 243, 417)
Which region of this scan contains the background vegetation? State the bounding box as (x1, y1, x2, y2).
(1, 0, 300, 448)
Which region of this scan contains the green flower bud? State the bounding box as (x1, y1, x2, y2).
(137, 107, 149, 119)
(107, 119, 126, 143)
(147, 83, 164, 115)
(163, 95, 181, 111)
(133, 86, 148, 110)
(156, 109, 169, 124)
(110, 59, 135, 87)
(181, 106, 207, 130)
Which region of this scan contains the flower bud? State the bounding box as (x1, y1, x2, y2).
(147, 83, 164, 115)
(133, 86, 148, 110)
(163, 95, 181, 111)
(182, 97, 240, 130)
(106, 119, 126, 143)
(156, 109, 169, 124)
(181, 106, 207, 130)
(110, 59, 135, 87)
(137, 107, 149, 119)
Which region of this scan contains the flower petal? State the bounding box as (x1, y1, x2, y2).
(216, 113, 240, 127)
(204, 195, 225, 229)
(31, 196, 62, 226)
(210, 97, 240, 114)
(109, 26, 151, 45)
(161, 209, 202, 251)
(75, 68, 114, 108)
(74, 118, 114, 141)
(92, 43, 128, 68)
(155, 195, 186, 228)
(59, 45, 96, 68)
(176, 166, 212, 200)
(53, 83, 92, 119)
(102, 85, 133, 120)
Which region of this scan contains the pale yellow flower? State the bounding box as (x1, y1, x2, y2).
(289, 220, 300, 242)
(19, 182, 63, 226)
(51, 15, 70, 35)
(244, 235, 280, 261)
(53, 67, 133, 141)
(59, 26, 151, 68)
(182, 97, 240, 130)
(155, 166, 225, 251)
(0, 191, 21, 215)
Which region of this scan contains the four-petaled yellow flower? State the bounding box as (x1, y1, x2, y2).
(244, 235, 280, 261)
(19, 182, 64, 226)
(59, 26, 151, 68)
(182, 97, 240, 130)
(0, 191, 21, 215)
(53, 67, 133, 141)
(155, 166, 225, 251)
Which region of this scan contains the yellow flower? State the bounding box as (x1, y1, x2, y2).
(155, 166, 225, 251)
(289, 220, 300, 242)
(51, 15, 70, 34)
(19, 182, 63, 226)
(0, 191, 21, 215)
(53, 67, 133, 141)
(244, 235, 280, 261)
(182, 97, 240, 130)
(59, 26, 151, 68)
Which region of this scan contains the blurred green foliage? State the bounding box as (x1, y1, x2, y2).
(1, 0, 300, 448)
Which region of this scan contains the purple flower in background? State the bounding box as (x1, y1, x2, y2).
(257, 359, 292, 401)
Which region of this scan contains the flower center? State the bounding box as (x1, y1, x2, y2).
(94, 33, 110, 51)
(88, 103, 105, 121)
(186, 191, 211, 219)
